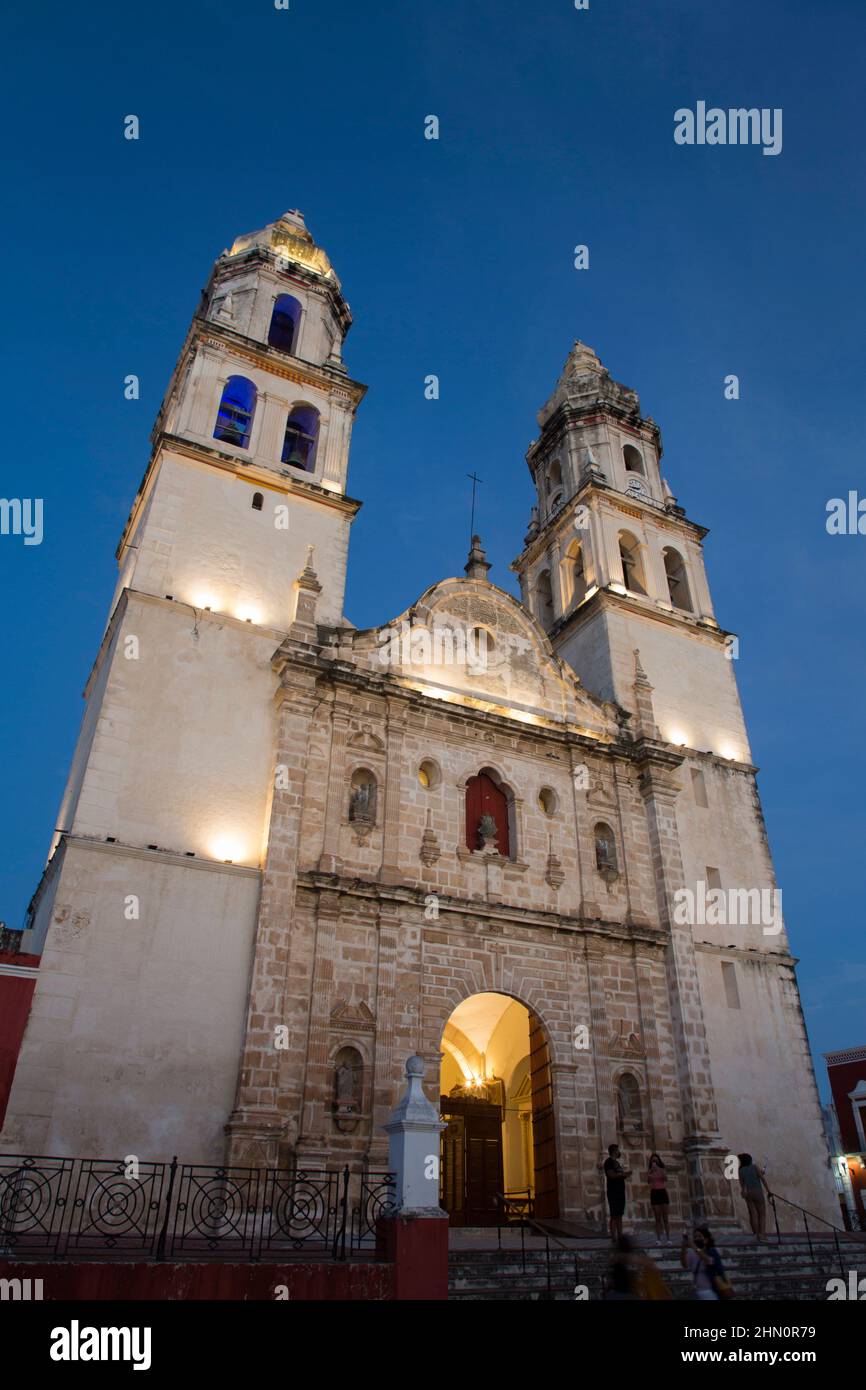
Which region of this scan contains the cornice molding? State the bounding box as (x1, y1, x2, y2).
(194, 318, 366, 406)
(158, 435, 363, 515)
(60, 833, 262, 877)
(514, 480, 708, 571)
(693, 939, 797, 969)
(294, 868, 667, 950)
(548, 584, 728, 650)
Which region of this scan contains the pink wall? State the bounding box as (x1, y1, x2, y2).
(0, 1260, 394, 1300)
(0, 952, 39, 1130)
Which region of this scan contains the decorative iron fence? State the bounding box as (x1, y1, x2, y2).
(0, 1154, 396, 1263)
(350, 1172, 398, 1252)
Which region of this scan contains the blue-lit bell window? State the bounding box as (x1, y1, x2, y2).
(214, 376, 256, 450)
(268, 294, 302, 354)
(281, 405, 319, 472)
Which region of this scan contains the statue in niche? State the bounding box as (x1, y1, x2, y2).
(336, 1061, 357, 1107)
(348, 771, 376, 826)
(333, 1049, 363, 1130)
(478, 813, 498, 849)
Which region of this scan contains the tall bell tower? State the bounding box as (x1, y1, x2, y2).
(2, 213, 367, 1161)
(512, 344, 831, 1212)
(512, 341, 748, 764)
(112, 208, 366, 632)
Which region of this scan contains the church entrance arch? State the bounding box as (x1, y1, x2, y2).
(439, 993, 559, 1226)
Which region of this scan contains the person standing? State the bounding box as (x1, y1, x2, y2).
(680, 1225, 729, 1300)
(603, 1143, 631, 1242)
(738, 1153, 771, 1239)
(647, 1153, 671, 1243)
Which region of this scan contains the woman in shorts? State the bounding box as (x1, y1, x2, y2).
(647, 1152, 670, 1243)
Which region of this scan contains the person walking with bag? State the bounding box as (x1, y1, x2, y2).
(680, 1225, 734, 1300)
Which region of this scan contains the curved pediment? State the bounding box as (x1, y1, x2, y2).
(350, 576, 620, 737)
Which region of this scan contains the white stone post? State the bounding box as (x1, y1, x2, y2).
(384, 1055, 445, 1214)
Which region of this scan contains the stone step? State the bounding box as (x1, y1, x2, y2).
(448, 1236, 866, 1300)
(449, 1250, 866, 1272)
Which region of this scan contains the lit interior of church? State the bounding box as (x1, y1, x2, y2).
(439, 994, 539, 1223)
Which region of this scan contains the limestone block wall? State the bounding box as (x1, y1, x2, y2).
(59, 593, 279, 869)
(283, 887, 689, 1222)
(50, 615, 122, 867)
(293, 677, 662, 929)
(0, 841, 260, 1163)
(694, 946, 837, 1226)
(560, 605, 750, 762)
(675, 757, 787, 952)
(125, 452, 352, 629)
(556, 606, 615, 711)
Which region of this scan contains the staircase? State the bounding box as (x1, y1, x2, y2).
(448, 1229, 866, 1301)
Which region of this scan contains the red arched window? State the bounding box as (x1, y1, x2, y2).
(465, 770, 510, 857)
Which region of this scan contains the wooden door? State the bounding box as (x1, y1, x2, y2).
(440, 1096, 503, 1226)
(440, 1114, 465, 1224)
(529, 1013, 559, 1219)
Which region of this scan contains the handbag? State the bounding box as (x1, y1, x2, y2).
(712, 1254, 735, 1299)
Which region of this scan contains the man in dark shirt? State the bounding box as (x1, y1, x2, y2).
(603, 1142, 631, 1242)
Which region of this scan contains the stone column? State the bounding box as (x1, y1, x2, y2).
(224, 654, 321, 1168)
(183, 345, 224, 438)
(380, 698, 408, 884)
(633, 949, 670, 1148)
(689, 544, 716, 622)
(546, 540, 563, 618)
(637, 749, 735, 1224)
(585, 940, 618, 1215)
(368, 905, 400, 1165)
(320, 394, 354, 492)
(318, 695, 352, 874)
(592, 509, 618, 589)
(255, 391, 286, 464)
(638, 521, 664, 602)
(551, 1058, 583, 1220)
(296, 889, 342, 1164)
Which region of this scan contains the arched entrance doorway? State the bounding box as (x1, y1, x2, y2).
(439, 993, 558, 1226)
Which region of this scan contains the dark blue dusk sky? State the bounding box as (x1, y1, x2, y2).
(1, 0, 863, 1088)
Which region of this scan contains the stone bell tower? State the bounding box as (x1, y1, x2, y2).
(512, 342, 833, 1218)
(113, 207, 367, 632)
(511, 341, 748, 764)
(2, 212, 367, 1163)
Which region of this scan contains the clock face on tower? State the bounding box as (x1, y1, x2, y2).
(625, 475, 651, 503)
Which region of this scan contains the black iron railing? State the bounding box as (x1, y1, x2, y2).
(350, 1172, 397, 1253)
(0, 1154, 396, 1263)
(767, 1189, 859, 1280)
(495, 1191, 582, 1299)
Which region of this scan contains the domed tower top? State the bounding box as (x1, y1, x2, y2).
(198, 208, 353, 374)
(517, 339, 670, 546)
(227, 208, 340, 288)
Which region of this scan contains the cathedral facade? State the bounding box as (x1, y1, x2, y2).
(1, 211, 836, 1230)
